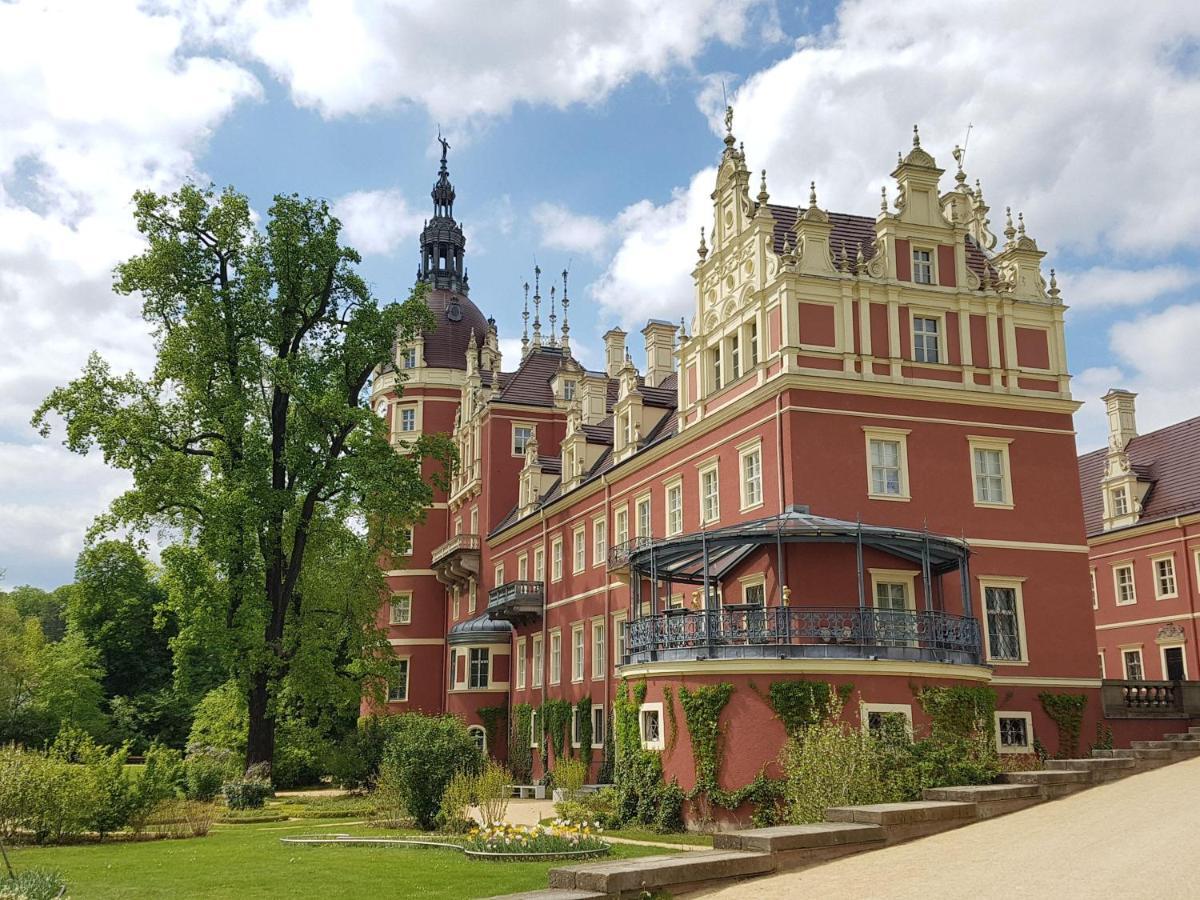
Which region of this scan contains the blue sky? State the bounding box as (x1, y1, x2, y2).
(3, 0, 1199, 588)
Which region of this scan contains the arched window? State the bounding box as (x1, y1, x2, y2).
(468, 725, 487, 754)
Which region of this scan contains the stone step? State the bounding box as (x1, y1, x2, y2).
(1054, 757, 1135, 772)
(1001, 770, 1090, 785)
(1163, 732, 1200, 741)
(922, 784, 1040, 803)
(1128, 739, 1200, 751)
(714, 822, 883, 853)
(549, 850, 775, 896)
(1104, 747, 1172, 760)
(825, 800, 975, 826)
(1189, 726, 1200, 735)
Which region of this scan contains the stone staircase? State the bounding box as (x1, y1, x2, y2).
(499, 726, 1200, 899)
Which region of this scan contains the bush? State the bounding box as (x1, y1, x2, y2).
(377, 714, 483, 830)
(0, 868, 68, 900)
(554, 757, 587, 804)
(187, 681, 247, 757)
(184, 748, 237, 802)
(221, 765, 272, 811)
(145, 798, 215, 838)
(436, 770, 476, 833)
(128, 745, 185, 833)
(273, 719, 334, 790)
(475, 760, 511, 826)
(782, 717, 891, 823)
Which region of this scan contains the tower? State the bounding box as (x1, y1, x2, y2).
(419, 134, 468, 296)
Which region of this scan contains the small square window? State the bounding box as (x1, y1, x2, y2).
(912, 249, 934, 285)
(388, 593, 412, 625)
(744, 581, 765, 606)
(399, 407, 417, 432)
(513, 425, 534, 456)
(997, 714, 1032, 752)
(639, 705, 663, 749)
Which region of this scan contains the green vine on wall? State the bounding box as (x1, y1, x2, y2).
(510, 703, 534, 784)
(767, 681, 836, 735)
(916, 685, 997, 741)
(679, 683, 734, 796)
(540, 699, 573, 766)
(1038, 692, 1087, 759)
(478, 704, 507, 753)
(574, 695, 594, 768)
(662, 686, 679, 753)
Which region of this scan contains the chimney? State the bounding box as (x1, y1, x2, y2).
(642, 320, 677, 388)
(1103, 389, 1138, 451)
(603, 328, 627, 378)
(579, 372, 608, 426)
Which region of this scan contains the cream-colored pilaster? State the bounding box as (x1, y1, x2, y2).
(886, 286, 902, 379)
(985, 297, 1002, 389)
(858, 282, 874, 380)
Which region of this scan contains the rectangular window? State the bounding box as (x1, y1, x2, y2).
(593, 517, 606, 566)
(700, 465, 720, 524)
(969, 437, 1012, 507)
(1123, 648, 1144, 681)
(1098, 651, 1106, 679)
(515, 637, 527, 690)
(452, 591, 460, 620)
(984, 585, 1023, 662)
(572, 624, 585, 682)
(388, 593, 412, 625)
(1154, 557, 1177, 599)
(666, 481, 683, 536)
(573, 525, 586, 573)
(729, 333, 740, 380)
(388, 658, 409, 702)
(639, 704, 664, 750)
(613, 612, 627, 669)
(494, 562, 505, 587)
(468, 579, 477, 614)
(549, 630, 562, 684)
(636, 496, 651, 538)
(449, 648, 458, 688)
(532, 635, 544, 688)
(1112, 487, 1129, 516)
(534, 547, 545, 582)
(571, 707, 582, 748)
(912, 315, 940, 363)
(997, 714, 1031, 752)
(743, 580, 765, 606)
(404, 525, 415, 556)
(517, 553, 528, 581)
(399, 407, 417, 432)
(711, 345, 722, 390)
(513, 424, 534, 456)
(468, 648, 489, 689)
(591, 620, 605, 679)
(912, 249, 934, 285)
(400, 347, 417, 368)
(530, 709, 539, 748)
(551, 537, 564, 582)
(1114, 565, 1137, 606)
(1090, 569, 1098, 610)
(614, 507, 629, 547)
(869, 439, 903, 496)
(591, 705, 606, 748)
(740, 445, 763, 509)
(748, 322, 759, 367)
(563, 380, 576, 401)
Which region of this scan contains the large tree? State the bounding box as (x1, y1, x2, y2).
(34, 185, 449, 771)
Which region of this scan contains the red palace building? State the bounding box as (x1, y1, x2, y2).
(365, 116, 1147, 799)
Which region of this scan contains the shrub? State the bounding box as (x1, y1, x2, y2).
(20, 753, 96, 844)
(146, 798, 215, 838)
(436, 770, 476, 833)
(373, 757, 411, 828)
(128, 745, 185, 833)
(273, 719, 334, 789)
(0, 746, 31, 841)
(377, 714, 483, 830)
(183, 748, 237, 802)
(554, 757, 587, 803)
(187, 681, 247, 757)
(782, 717, 891, 823)
(475, 760, 512, 826)
(0, 868, 68, 900)
(221, 765, 272, 811)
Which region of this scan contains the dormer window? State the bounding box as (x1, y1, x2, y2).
(1112, 487, 1129, 517)
(912, 248, 934, 284)
(563, 380, 576, 402)
(400, 347, 417, 368)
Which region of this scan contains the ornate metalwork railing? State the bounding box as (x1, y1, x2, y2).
(431, 533, 480, 566)
(623, 606, 983, 665)
(487, 580, 545, 609)
(608, 537, 654, 570)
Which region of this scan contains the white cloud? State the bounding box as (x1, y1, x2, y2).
(1060, 266, 1200, 312)
(333, 189, 424, 256)
(532, 203, 612, 260)
(592, 0, 1200, 324)
(187, 0, 766, 119)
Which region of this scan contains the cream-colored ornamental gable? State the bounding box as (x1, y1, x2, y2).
(1100, 389, 1152, 531)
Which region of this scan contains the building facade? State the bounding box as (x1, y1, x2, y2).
(367, 117, 1115, 804)
(1079, 393, 1200, 685)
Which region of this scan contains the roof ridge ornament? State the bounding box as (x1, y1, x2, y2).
(697, 226, 708, 261)
(560, 269, 571, 357)
(531, 265, 542, 349)
(520, 282, 530, 359)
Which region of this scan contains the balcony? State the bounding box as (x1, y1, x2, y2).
(623, 606, 983, 667)
(1101, 680, 1200, 718)
(431, 533, 480, 590)
(487, 580, 545, 626)
(607, 536, 654, 581)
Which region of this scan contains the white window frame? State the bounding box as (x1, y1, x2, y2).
(1113, 563, 1137, 606)
(573, 524, 586, 574)
(1090, 568, 1098, 610)
(612, 612, 627, 670)
(571, 706, 583, 749)
(638, 702, 665, 750)
(614, 506, 629, 548)
(452, 591, 461, 620)
(468, 724, 487, 753)
(512, 423, 534, 457)
(400, 346, 417, 369)
(738, 440, 764, 511)
(979, 576, 1029, 665)
(494, 561, 505, 587)
(1121, 646, 1144, 681)
(468, 647, 490, 690)
(515, 636, 527, 690)
(591, 618, 605, 680)
(912, 247, 935, 285)
(591, 704, 606, 749)
(859, 702, 913, 736)
(994, 711, 1034, 755)
(968, 436, 1014, 509)
(517, 553, 528, 581)
(635, 494, 652, 538)
(571, 622, 585, 683)
(699, 461, 720, 525)
(534, 546, 546, 583)
(593, 516, 606, 567)
(388, 592, 412, 625)
(1152, 555, 1178, 600)
(549, 628, 562, 685)
(530, 709, 539, 748)
(863, 427, 911, 501)
(398, 405, 418, 433)
(532, 634, 544, 688)
(1098, 650, 1106, 679)
(551, 536, 564, 583)
(740, 574, 766, 606)
(1111, 486, 1129, 517)
(665, 478, 683, 536)
(910, 309, 944, 363)
(388, 656, 410, 703)
(1160, 643, 1188, 680)
(468, 578, 477, 614)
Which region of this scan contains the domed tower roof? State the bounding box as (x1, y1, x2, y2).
(414, 135, 491, 370)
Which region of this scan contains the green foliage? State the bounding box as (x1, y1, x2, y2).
(184, 748, 238, 802)
(129, 745, 186, 832)
(477, 705, 507, 755)
(474, 760, 512, 826)
(598, 708, 615, 784)
(916, 685, 997, 742)
(108, 687, 194, 753)
(509, 704, 534, 784)
(554, 757, 588, 805)
(377, 714, 483, 830)
(273, 718, 334, 789)
(33, 183, 452, 770)
(540, 699, 573, 765)
(611, 680, 684, 832)
(767, 680, 837, 735)
(0, 868, 68, 900)
(1090, 722, 1115, 754)
(573, 696, 593, 769)
(188, 680, 248, 757)
(221, 772, 272, 811)
(678, 683, 733, 795)
(661, 686, 678, 753)
(5, 584, 68, 643)
(1038, 692, 1088, 758)
(782, 717, 893, 823)
(436, 770, 476, 833)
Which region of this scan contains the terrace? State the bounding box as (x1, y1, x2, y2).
(487, 579, 545, 626)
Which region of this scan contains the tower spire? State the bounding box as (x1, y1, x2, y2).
(521, 282, 530, 360)
(549, 285, 558, 347)
(560, 269, 571, 356)
(418, 131, 467, 295)
(531, 266, 543, 349)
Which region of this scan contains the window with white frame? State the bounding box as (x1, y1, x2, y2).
(865, 428, 910, 500)
(969, 437, 1012, 507)
(513, 424, 534, 456)
(614, 507, 629, 547)
(494, 562, 505, 587)
(748, 321, 759, 368)
(711, 345, 722, 391)
(639, 703, 664, 750)
(912, 315, 940, 362)
(593, 517, 606, 566)
(549, 630, 562, 684)
(388, 658, 409, 702)
(860, 702, 913, 736)
(571, 706, 583, 748)
(729, 333, 741, 380)
(1123, 648, 1144, 681)
(518, 553, 528, 581)
(468, 725, 486, 753)
(1111, 486, 1129, 517)
(700, 464, 720, 524)
(470, 507, 478, 533)
(571, 623, 585, 682)
(452, 591, 460, 620)
(400, 346, 417, 368)
(740, 444, 763, 509)
(530, 709, 539, 748)
(591, 620, 605, 679)
(984, 583, 1024, 662)
(399, 406, 417, 432)
(613, 612, 627, 668)
(1098, 651, 1106, 679)
(1154, 556, 1177, 599)
(1090, 569, 1098, 610)
(389, 592, 412, 625)
(995, 713, 1033, 754)
(912, 249, 934, 285)
(551, 537, 563, 582)
(742, 577, 766, 606)
(636, 496, 651, 538)
(1114, 564, 1136, 605)
(591, 705, 606, 748)
(468, 648, 490, 689)
(573, 525, 586, 573)
(532, 634, 544, 688)
(449, 648, 458, 687)
(534, 547, 545, 582)
(403, 525, 415, 556)
(666, 481, 683, 536)
(515, 637, 527, 690)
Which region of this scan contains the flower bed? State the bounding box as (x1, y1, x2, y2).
(461, 820, 610, 861)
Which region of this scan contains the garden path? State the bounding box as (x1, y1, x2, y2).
(702, 755, 1200, 899)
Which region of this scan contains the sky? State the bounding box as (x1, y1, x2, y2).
(3, 0, 1200, 589)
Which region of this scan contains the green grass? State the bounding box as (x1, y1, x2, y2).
(6, 818, 672, 899)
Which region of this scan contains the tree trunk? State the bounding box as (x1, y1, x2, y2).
(245, 671, 275, 775)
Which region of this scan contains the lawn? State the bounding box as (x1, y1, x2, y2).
(6, 818, 671, 899)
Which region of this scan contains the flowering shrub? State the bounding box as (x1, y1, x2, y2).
(462, 820, 609, 857)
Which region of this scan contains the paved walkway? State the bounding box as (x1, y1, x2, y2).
(703, 756, 1200, 899)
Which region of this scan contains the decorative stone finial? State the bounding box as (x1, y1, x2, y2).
(809, 180, 818, 208)
(531, 266, 542, 349)
(520, 281, 530, 358)
(560, 269, 571, 356)
(1017, 212, 1026, 237)
(856, 243, 866, 274)
(697, 226, 708, 261)
(1004, 207, 1016, 243)
(912, 124, 921, 148)
(1048, 268, 1060, 301)
(880, 185, 888, 213)
(758, 169, 769, 205)
(548, 285, 558, 347)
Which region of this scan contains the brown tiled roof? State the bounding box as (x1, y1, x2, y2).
(495, 347, 569, 405)
(1077, 415, 1200, 537)
(421, 288, 492, 370)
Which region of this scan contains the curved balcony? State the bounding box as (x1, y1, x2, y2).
(431, 533, 480, 589)
(487, 579, 545, 626)
(624, 606, 983, 667)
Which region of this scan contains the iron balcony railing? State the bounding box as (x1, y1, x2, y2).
(624, 606, 983, 666)
(430, 533, 480, 566)
(487, 580, 545, 610)
(607, 536, 654, 570)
